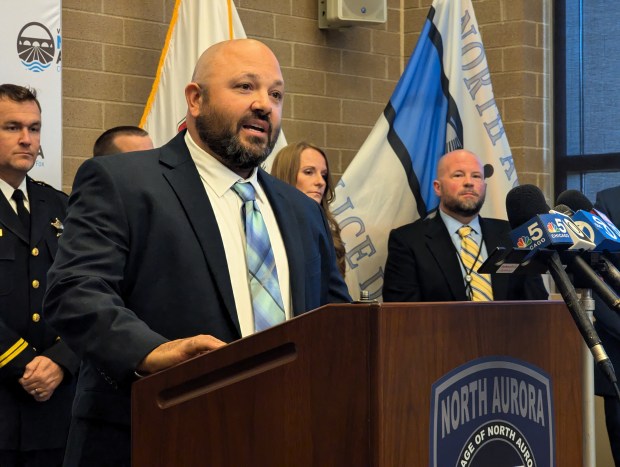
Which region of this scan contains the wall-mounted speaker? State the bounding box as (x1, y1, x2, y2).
(318, 0, 387, 29)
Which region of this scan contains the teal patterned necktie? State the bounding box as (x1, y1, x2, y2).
(232, 182, 285, 331)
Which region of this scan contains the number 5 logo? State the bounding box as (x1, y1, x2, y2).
(528, 221, 543, 241)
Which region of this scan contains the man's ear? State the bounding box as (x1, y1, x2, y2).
(433, 179, 441, 197)
(185, 83, 203, 117)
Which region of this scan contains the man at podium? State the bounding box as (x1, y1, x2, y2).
(383, 149, 547, 302)
(43, 39, 350, 467)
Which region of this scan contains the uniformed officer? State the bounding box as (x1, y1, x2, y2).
(0, 84, 78, 467)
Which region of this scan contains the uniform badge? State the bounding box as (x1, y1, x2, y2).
(51, 218, 64, 237)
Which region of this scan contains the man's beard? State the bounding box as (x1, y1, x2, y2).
(195, 106, 280, 171)
(442, 191, 486, 217)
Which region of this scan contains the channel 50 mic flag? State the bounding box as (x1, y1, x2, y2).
(140, 0, 287, 154)
(335, 0, 518, 300)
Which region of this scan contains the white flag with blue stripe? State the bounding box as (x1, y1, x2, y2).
(335, 0, 517, 300)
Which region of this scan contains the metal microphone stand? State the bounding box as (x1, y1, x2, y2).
(577, 288, 596, 467)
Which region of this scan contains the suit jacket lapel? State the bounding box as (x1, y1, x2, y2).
(159, 132, 240, 334)
(28, 179, 55, 247)
(479, 217, 508, 252)
(480, 217, 510, 299)
(0, 187, 28, 243)
(426, 214, 468, 300)
(258, 171, 306, 316)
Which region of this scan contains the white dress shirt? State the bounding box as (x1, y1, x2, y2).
(185, 132, 291, 337)
(0, 177, 29, 214)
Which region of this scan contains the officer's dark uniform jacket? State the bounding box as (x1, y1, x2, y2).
(0, 177, 79, 451)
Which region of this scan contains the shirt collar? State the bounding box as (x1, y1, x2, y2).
(185, 131, 261, 199)
(439, 209, 482, 235)
(0, 176, 28, 204)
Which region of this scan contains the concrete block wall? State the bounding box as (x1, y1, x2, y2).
(61, 0, 173, 190)
(61, 0, 552, 199)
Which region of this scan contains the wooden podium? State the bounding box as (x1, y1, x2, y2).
(132, 301, 583, 466)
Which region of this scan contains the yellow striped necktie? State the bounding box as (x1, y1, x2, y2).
(457, 225, 493, 301)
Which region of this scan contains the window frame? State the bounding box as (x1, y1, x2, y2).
(553, 0, 620, 200)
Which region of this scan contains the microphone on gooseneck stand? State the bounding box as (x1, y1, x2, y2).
(550, 204, 620, 315)
(556, 189, 620, 294)
(596, 255, 620, 296)
(506, 184, 619, 392)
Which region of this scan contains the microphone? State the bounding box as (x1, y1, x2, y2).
(551, 203, 620, 315)
(507, 186, 594, 252)
(506, 184, 550, 228)
(595, 256, 620, 296)
(557, 189, 620, 251)
(551, 204, 573, 216)
(506, 184, 618, 388)
(556, 189, 592, 212)
(556, 190, 620, 293)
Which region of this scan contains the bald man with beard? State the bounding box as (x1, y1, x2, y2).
(383, 149, 547, 303)
(43, 39, 350, 467)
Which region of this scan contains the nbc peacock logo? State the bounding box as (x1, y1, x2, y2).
(16, 22, 55, 72)
(516, 236, 532, 249)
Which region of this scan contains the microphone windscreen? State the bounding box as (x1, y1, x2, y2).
(556, 189, 594, 212)
(553, 204, 574, 216)
(506, 184, 551, 229)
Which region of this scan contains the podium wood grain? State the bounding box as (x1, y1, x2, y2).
(132, 301, 582, 466)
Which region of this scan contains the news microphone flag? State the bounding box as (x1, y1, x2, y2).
(140, 0, 287, 155)
(571, 210, 620, 252)
(509, 213, 595, 253)
(335, 0, 517, 300)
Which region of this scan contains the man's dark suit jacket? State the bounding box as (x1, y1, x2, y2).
(43, 131, 350, 465)
(383, 211, 548, 302)
(592, 186, 620, 464)
(0, 177, 78, 452)
(593, 186, 620, 398)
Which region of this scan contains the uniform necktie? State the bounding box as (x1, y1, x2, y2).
(12, 189, 30, 232)
(232, 182, 285, 331)
(457, 225, 493, 301)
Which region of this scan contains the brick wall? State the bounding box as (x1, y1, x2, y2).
(61, 0, 552, 198)
(61, 0, 172, 190)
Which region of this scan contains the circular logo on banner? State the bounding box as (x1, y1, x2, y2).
(457, 420, 536, 467)
(429, 357, 553, 467)
(16, 22, 55, 72)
